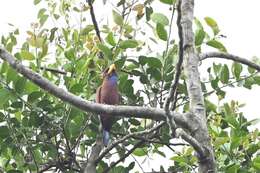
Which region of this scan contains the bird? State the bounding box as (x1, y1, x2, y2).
(96, 64, 119, 146)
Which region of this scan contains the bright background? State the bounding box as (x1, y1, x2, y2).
(0, 0, 259, 171)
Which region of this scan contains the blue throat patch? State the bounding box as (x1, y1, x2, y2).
(109, 73, 118, 83)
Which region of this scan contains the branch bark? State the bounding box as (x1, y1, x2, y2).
(0, 47, 191, 130)
(200, 51, 260, 71)
(181, 0, 216, 172)
(87, 0, 102, 43)
(81, 137, 103, 173)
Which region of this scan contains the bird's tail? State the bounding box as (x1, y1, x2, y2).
(102, 130, 110, 147)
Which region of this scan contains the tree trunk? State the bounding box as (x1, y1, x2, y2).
(181, 0, 216, 172)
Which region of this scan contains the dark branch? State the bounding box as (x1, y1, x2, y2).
(40, 67, 67, 75)
(87, 0, 102, 43)
(164, 0, 184, 135)
(200, 52, 260, 71)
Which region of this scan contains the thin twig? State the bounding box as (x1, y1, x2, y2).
(40, 67, 67, 75)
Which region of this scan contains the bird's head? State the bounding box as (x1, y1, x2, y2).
(102, 64, 118, 82)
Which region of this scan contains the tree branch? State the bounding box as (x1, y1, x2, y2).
(96, 122, 165, 164)
(175, 128, 206, 158)
(86, 0, 102, 43)
(200, 52, 260, 71)
(0, 47, 190, 130)
(82, 137, 103, 173)
(40, 66, 67, 75)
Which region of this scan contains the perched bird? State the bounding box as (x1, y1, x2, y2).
(96, 64, 119, 146)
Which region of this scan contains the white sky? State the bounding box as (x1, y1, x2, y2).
(0, 0, 260, 172)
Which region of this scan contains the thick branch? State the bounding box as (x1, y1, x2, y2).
(200, 52, 260, 71)
(82, 137, 103, 173)
(176, 128, 205, 158)
(0, 47, 191, 129)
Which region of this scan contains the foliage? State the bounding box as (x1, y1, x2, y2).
(0, 0, 259, 172)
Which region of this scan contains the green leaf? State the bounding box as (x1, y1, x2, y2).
(64, 48, 75, 60)
(254, 76, 260, 85)
(156, 23, 167, 41)
(15, 77, 27, 94)
(214, 137, 229, 147)
(81, 25, 94, 35)
(122, 80, 134, 97)
(145, 6, 153, 21)
(204, 16, 220, 35)
(146, 57, 162, 68)
(112, 10, 124, 26)
(253, 157, 260, 169)
(159, 0, 175, 5)
(147, 68, 162, 81)
(128, 118, 141, 126)
(114, 57, 126, 69)
(0, 126, 9, 139)
(207, 40, 227, 52)
(20, 50, 35, 60)
(151, 13, 169, 25)
(138, 56, 147, 65)
(140, 74, 149, 84)
(171, 156, 186, 163)
(97, 44, 113, 59)
(127, 162, 135, 171)
(34, 0, 41, 5)
(119, 40, 138, 49)
(39, 14, 49, 26)
(232, 62, 243, 80)
(7, 66, 18, 83)
(195, 29, 205, 46)
(37, 8, 46, 19)
(105, 32, 116, 46)
(0, 112, 5, 122)
(220, 65, 230, 84)
(226, 164, 239, 173)
(133, 148, 147, 156)
(0, 88, 11, 108)
(194, 17, 204, 30)
(244, 77, 255, 89)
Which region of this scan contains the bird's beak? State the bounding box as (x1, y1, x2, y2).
(107, 64, 116, 75)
